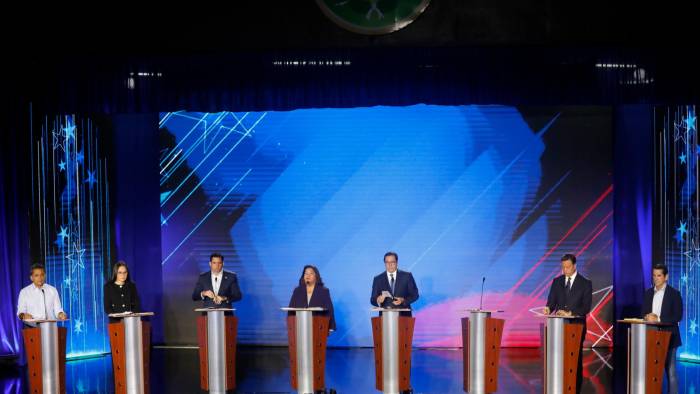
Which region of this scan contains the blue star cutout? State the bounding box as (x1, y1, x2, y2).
(690, 319, 697, 335)
(74, 319, 83, 334)
(63, 124, 76, 139)
(679, 221, 688, 236)
(682, 274, 688, 284)
(76, 150, 84, 164)
(680, 153, 687, 164)
(686, 114, 697, 132)
(58, 160, 66, 171)
(675, 230, 685, 244)
(58, 226, 69, 239)
(63, 277, 72, 287)
(54, 236, 65, 248)
(84, 170, 97, 188)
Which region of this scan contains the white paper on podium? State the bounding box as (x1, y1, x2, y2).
(280, 307, 326, 311)
(22, 318, 69, 323)
(108, 312, 155, 318)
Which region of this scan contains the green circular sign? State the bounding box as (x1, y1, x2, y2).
(317, 0, 430, 35)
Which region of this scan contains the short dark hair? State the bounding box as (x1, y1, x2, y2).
(652, 263, 669, 276)
(561, 254, 576, 264)
(210, 253, 224, 262)
(110, 260, 132, 283)
(29, 263, 45, 275)
(384, 251, 398, 262)
(298, 265, 324, 287)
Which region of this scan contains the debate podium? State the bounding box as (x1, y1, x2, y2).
(618, 319, 673, 394)
(371, 307, 415, 394)
(282, 307, 330, 394)
(195, 308, 238, 393)
(22, 319, 68, 394)
(461, 310, 504, 393)
(541, 315, 584, 394)
(108, 312, 153, 394)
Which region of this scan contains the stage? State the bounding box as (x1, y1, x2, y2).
(1, 346, 618, 393)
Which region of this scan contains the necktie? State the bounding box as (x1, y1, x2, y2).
(390, 274, 395, 294)
(565, 277, 572, 292)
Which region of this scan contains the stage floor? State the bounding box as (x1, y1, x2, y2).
(1, 346, 694, 393)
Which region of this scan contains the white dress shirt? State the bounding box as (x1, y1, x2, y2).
(211, 271, 223, 295)
(16, 283, 64, 320)
(652, 284, 666, 319)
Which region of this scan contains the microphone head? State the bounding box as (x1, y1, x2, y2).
(482, 276, 486, 282)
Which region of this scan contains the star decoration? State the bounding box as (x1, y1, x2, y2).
(690, 319, 697, 335)
(74, 319, 83, 334)
(58, 160, 66, 171)
(84, 170, 97, 188)
(685, 240, 700, 268)
(63, 277, 72, 287)
(675, 230, 685, 244)
(52, 131, 67, 152)
(76, 150, 84, 164)
(685, 113, 697, 133)
(54, 236, 65, 248)
(58, 226, 69, 239)
(680, 153, 687, 164)
(65, 244, 86, 273)
(681, 274, 688, 284)
(63, 124, 76, 140)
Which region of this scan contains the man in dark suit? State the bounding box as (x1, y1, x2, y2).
(543, 253, 592, 394)
(370, 251, 419, 315)
(642, 263, 683, 394)
(192, 253, 242, 308)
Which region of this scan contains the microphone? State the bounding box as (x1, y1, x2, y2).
(41, 288, 49, 319)
(479, 277, 486, 311)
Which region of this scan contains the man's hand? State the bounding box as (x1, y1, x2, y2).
(392, 297, 404, 306)
(644, 313, 659, 322)
(377, 295, 386, 305)
(201, 290, 215, 299)
(555, 310, 572, 317)
(542, 307, 550, 315)
(58, 312, 68, 320)
(20, 313, 33, 320)
(214, 295, 227, 305)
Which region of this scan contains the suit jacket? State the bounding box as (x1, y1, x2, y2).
(546, 273, 593, 325)
(370, 270, 419, 316)
(104, 281, 140, 314)
(642, 284, 683, 348)
(192, 270, 242, 308)
(288, 285, 336, 331)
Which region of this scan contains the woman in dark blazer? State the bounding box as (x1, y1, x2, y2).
(288, 265, 336, 332)
(104, 261, 140, 321)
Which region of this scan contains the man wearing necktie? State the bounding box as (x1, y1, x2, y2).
(192, 253, 242, 308)
(370, 251, 419, 316)
(543, 254, 593, 394)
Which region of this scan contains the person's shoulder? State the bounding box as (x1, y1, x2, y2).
(577, 273, 592, 284)
(398, 269, 413, 276)
(667, 285, 682, 297)
(19, 283, 33, 294)
(552, 274, 565, 283)
(223, 270, 237, 277)
(198, 271, 210, 278)
(44, 283, 59, 293)
(373, 272, 385, 280)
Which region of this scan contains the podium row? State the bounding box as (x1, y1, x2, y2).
(24, 310, 671, 394)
